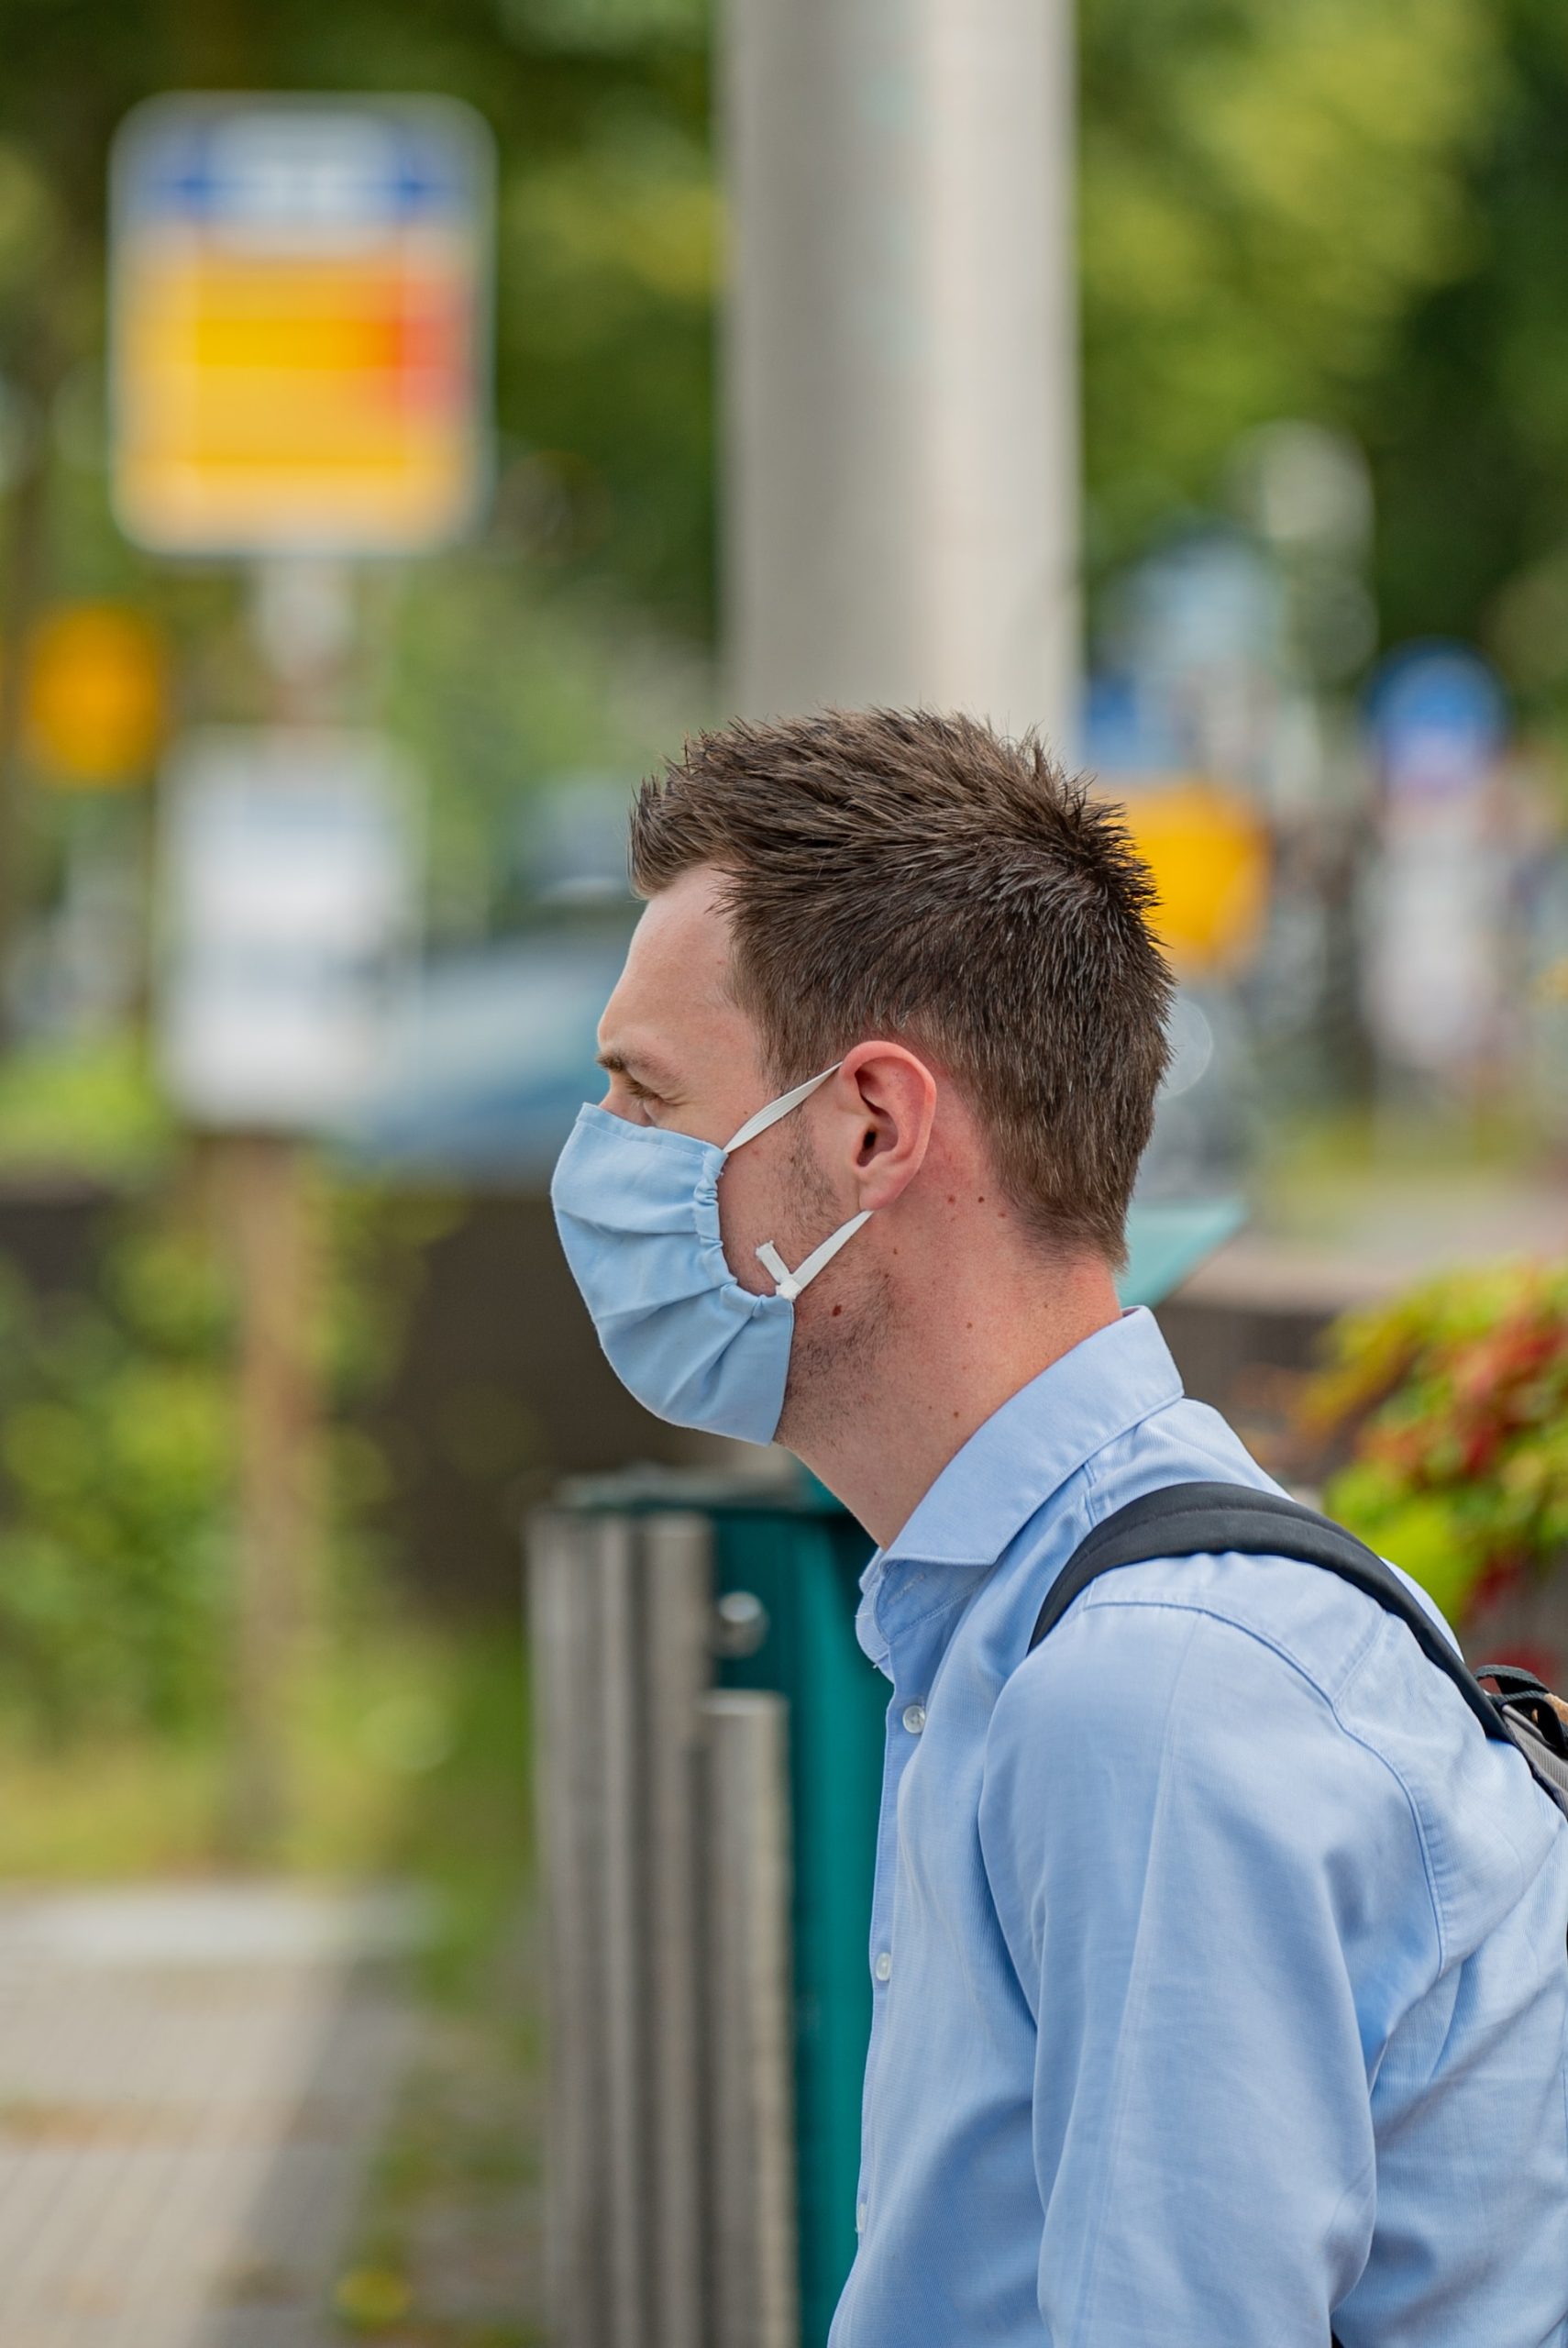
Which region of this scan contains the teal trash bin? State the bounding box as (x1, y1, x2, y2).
(562, 1198, 1242, 2342)
(705, 1481, 882, 2343)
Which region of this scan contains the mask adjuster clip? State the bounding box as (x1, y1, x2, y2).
(756, 1211, 873, 1305)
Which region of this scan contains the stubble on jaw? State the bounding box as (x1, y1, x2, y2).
(773, 1119, 893, 1456)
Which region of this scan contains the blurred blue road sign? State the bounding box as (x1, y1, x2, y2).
(1368, 642, 1507, 803)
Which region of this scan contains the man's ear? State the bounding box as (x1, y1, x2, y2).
(831, 1042, 938, 1211)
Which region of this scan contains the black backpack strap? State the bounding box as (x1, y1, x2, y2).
(1029, 1480, 1511, 1750)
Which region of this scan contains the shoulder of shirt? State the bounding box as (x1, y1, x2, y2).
(985, 1400, 1566, 1952)
(988, 1395, 1437, 1832)
(1003, 1390, 1413, 1717)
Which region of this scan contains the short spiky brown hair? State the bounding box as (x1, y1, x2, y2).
(630, 708, 1173, 1265)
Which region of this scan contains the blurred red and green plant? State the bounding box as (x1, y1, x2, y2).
(1303, 1261, 1568, 1626)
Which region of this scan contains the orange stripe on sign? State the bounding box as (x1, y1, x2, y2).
(131, 257, 469, 375)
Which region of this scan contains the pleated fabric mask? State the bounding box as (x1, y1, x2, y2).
(550, 1064, 871, 1444)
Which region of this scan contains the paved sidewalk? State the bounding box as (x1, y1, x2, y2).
(0, 1884, 423, 2348)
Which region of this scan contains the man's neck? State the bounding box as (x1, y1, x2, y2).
(786, 1255, 1123, 1548)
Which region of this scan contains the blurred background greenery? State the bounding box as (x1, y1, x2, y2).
(0, 0, 1562, 1891)
(0, 11, 1560, 2340)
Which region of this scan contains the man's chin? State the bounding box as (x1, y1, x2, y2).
(775, 1272, 891, 1456)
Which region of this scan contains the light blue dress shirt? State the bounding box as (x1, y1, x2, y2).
(830, 1308, 1568, 2347)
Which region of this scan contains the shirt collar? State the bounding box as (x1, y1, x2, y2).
(877, 1307, 1185, 1572)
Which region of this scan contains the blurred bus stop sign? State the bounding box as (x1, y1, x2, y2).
(110, 94, 492, 556)
(160, 729, 418, 1131)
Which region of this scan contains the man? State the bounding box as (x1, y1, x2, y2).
(551, 708, 1568, 2346)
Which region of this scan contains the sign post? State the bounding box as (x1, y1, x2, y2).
(110, 92, 489, 1848)
(155, 725, 418, 1849)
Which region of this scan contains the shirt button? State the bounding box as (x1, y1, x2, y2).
(901, 1701, 926, 1734)
(856, 2198, 867, 2232)
(874, 1949, 892, 1983)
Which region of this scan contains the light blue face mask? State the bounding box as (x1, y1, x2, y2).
(550, 1064, 871, 1444)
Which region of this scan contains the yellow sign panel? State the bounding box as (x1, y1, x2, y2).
(28, 604, 168, 785)
(1115, 779, 1272, 977)
(110, 97, 491, 557)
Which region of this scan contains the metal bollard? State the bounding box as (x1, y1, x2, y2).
(702, 1689, 799, 2348)
(528, 1505, 799, 2348)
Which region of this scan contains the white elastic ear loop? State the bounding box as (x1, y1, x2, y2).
(723, 1060, 873, 1301)
(723, 1062, 842, 1156)
(756, 1212, 873, 1304)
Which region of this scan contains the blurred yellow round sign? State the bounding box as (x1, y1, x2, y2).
(1115, 780, 1271, 976)
(28, 603, 168, 785)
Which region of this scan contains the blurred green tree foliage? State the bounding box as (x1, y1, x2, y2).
(0, 0, 716, 946)
(0, 1205, 237, 1739)
(1367, 1, 1568, 683)
(0, 0, 712, 619)
(0, 1178, 438, 1741)
(0, 0, 1562, 902)
(1078, 0, 1501, 569)
(0, 0, 1537, 633)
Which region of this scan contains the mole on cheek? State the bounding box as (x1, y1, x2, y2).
(831, 1304, 843, 1318)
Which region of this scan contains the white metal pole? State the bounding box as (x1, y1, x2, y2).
(722, 0, 1079, 750)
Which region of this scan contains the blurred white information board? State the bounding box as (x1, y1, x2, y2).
(160, 729, 418, 1130)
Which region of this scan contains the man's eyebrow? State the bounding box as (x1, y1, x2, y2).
(595, 1044, 674, 1086)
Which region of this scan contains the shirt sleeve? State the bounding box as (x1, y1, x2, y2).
(977, 1590, 1443, 2348)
